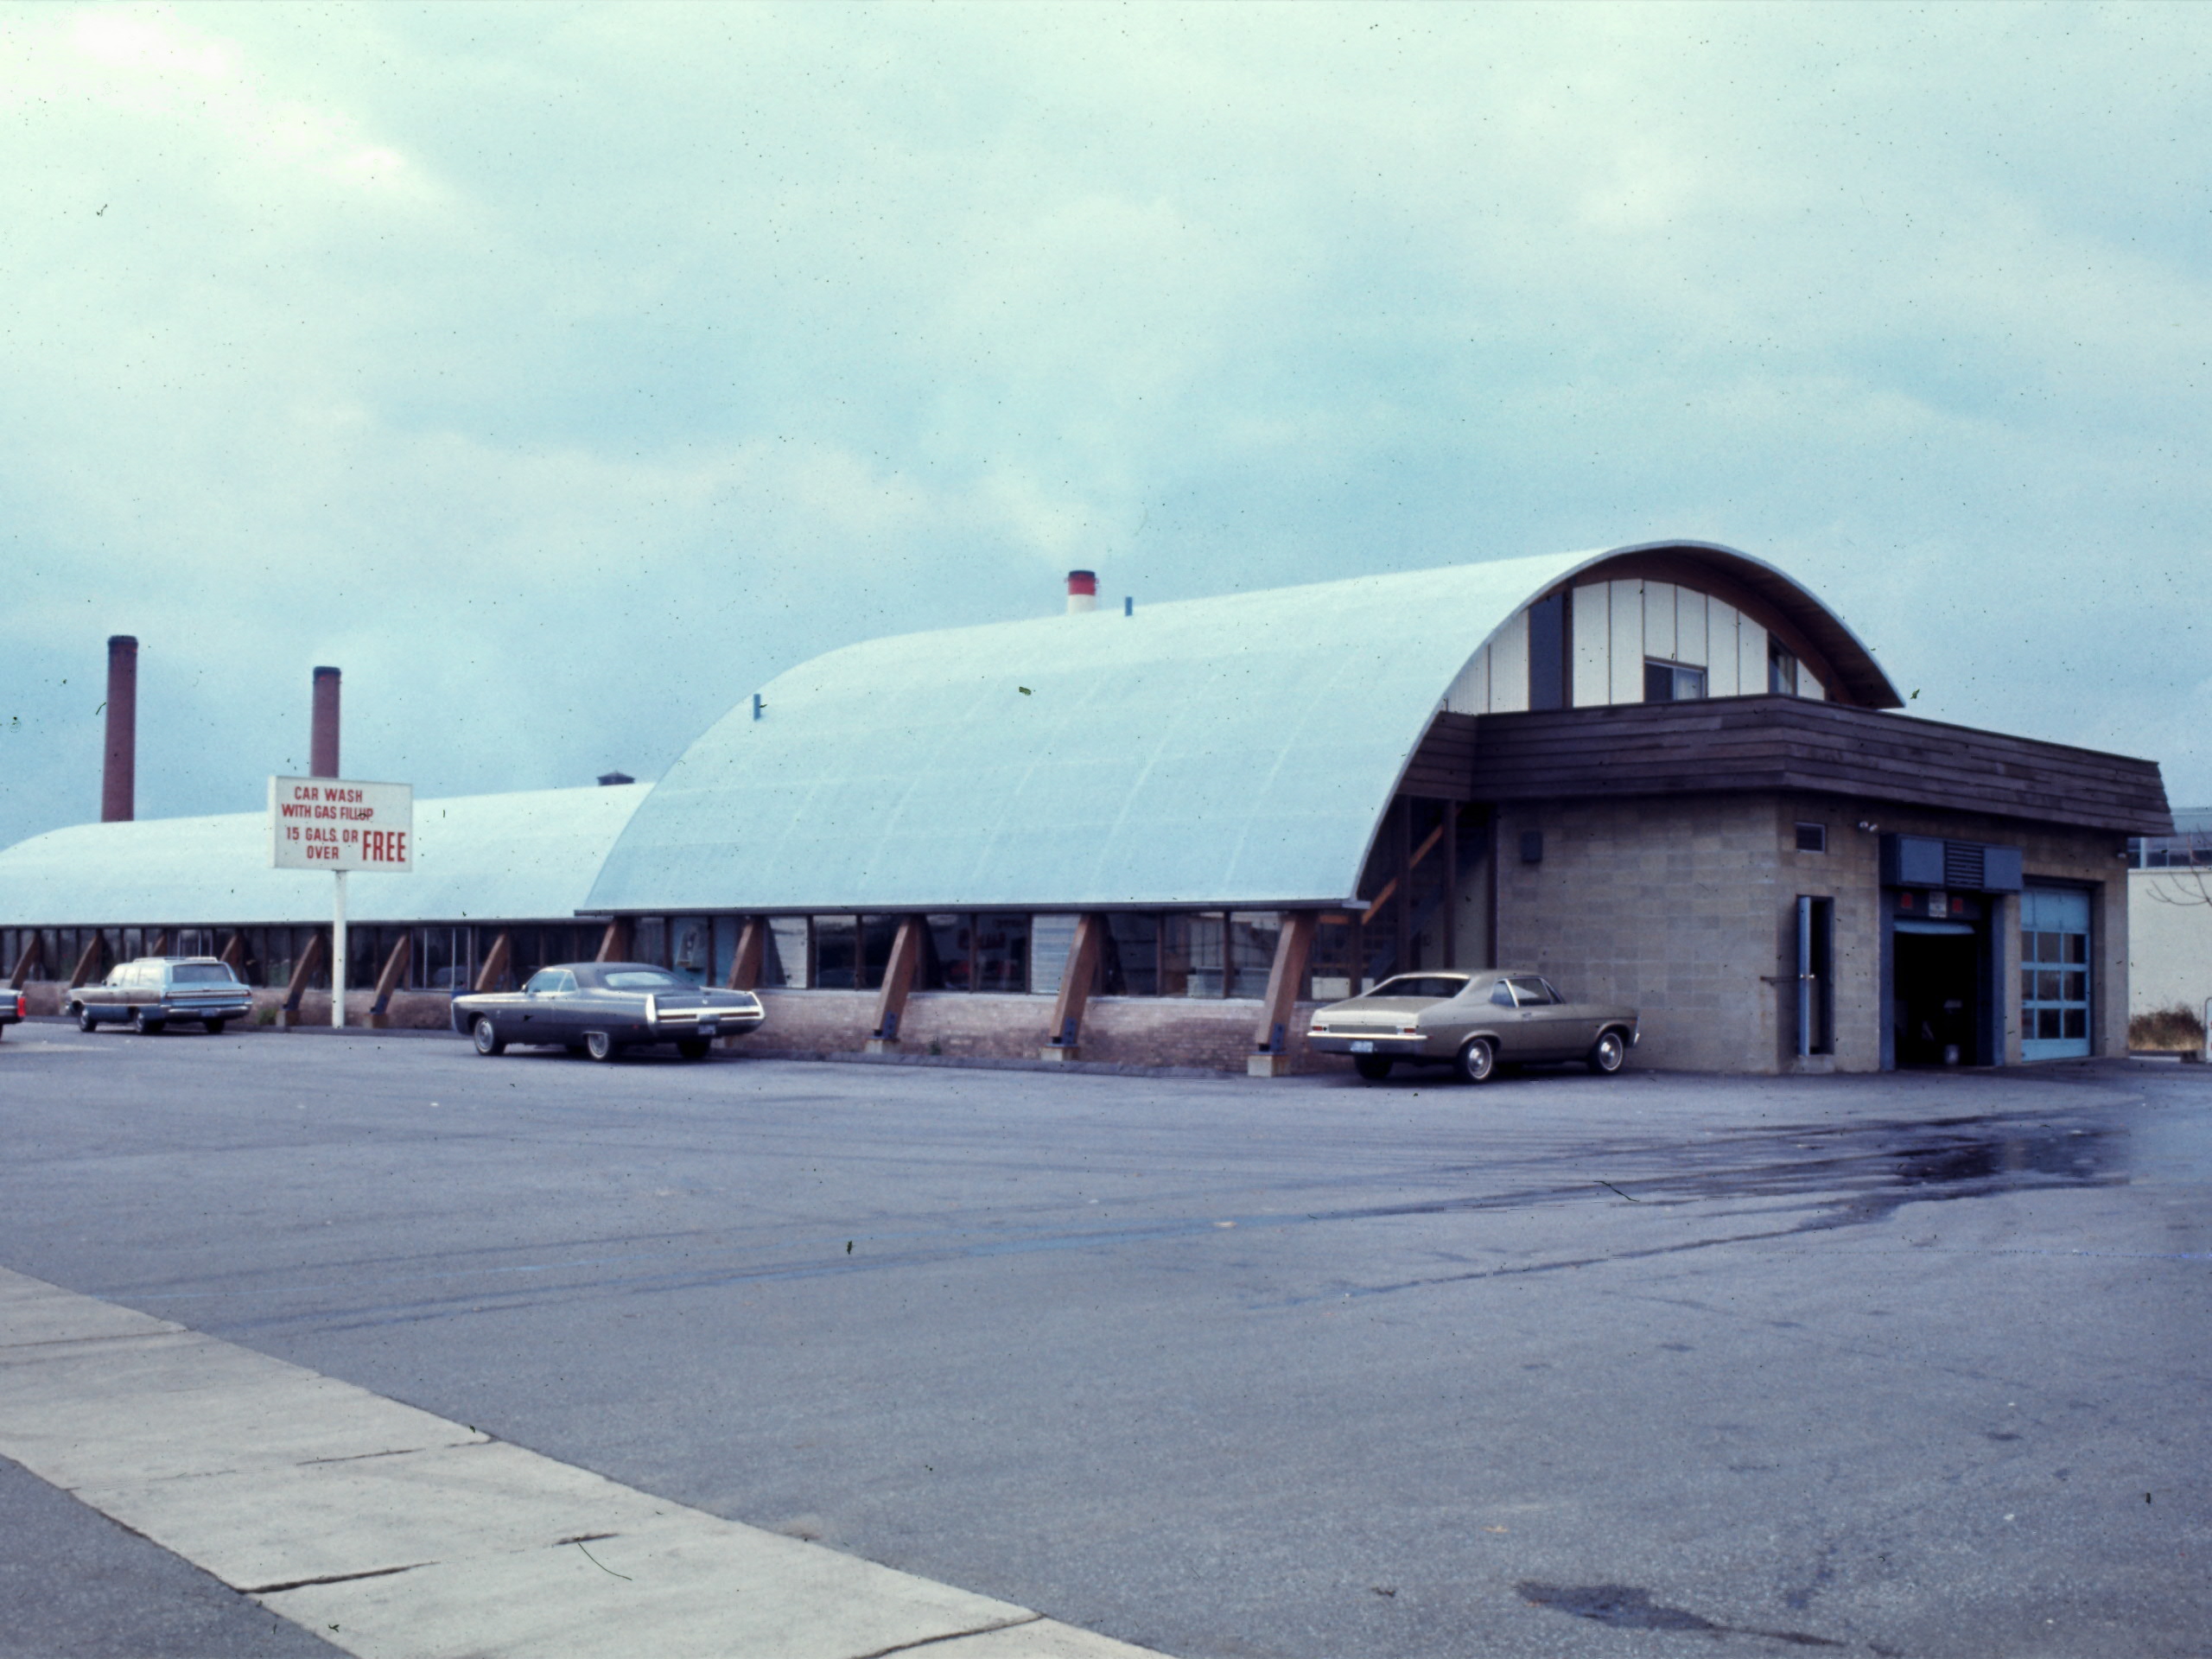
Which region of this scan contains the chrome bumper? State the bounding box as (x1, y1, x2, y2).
(161, 998, 251, 1019)
(645, 996, 764, 1036)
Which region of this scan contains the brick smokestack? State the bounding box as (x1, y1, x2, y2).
(101, 635, 137, 823)
(311, 666, 341, 779)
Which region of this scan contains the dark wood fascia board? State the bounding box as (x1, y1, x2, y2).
(1446, 699, 2171, 835)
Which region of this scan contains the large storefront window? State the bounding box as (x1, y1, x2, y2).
(1161, 912, 1225, 997)
(668, 916, 713, 985)
(764, 918, 808, 987)
(595, 909, 1311, 1000)
(1101, 913, 1160, 995)
(2020, 887, 2092, 1060)
(812, 916, 859, 988)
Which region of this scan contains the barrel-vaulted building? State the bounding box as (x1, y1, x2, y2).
(0, 541, 2173, 1072)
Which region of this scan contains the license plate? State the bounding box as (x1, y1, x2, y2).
(698, 1020, 719, 1038)
(1350, 1039, 1375, 1054)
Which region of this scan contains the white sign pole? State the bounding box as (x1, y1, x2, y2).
(333, 869, 348, 1029)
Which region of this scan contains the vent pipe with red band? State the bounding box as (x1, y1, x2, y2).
(101, 635, 137, 823)
(1065, 569, 1098, 614)
(311, 666, 341, 779)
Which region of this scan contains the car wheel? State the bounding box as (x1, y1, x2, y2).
(471, 1015, 506, 1057)
(75, 1005, 97, 1033)
(583, 1029, 618, 1062)
(1453, 1036, 1496, 1084)
(203, 1019, 226, 1036)
(1354, 1055, 1394, 1082)
(1587, 1029, 1627, 1075)
(131, 1009, 164, 1036)
(677, 1037, 710, 1061)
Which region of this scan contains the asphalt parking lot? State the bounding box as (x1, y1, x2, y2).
(2, 1022, 2207, 1658)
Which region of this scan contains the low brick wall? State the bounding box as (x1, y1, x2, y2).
(742, 989, 1349, 1075)
(17, 976, 1351, 1072)
(18, 982, 458, 1031)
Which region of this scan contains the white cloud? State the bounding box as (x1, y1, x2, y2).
(3, 0, 2211, 845)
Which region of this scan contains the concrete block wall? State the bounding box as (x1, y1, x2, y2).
(1494, 791, 2129, 1072)
(1495, 794, 1799, 1072)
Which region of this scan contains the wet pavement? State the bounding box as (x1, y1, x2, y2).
(0, 1025, 2206, 1656)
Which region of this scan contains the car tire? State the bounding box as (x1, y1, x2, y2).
(203, 1019, 226, 1036)
(677, 1038, 710, 1061)
(131, 1009, 163, 1036)
(1453, 1036, 1497, 1084)
(583, 1029, 618, 1062)
(75, 1005, 97, 1033)
(471, 1015, 506, 1056)
(1354, 1055, 1394, 1082)
(1586, 1029, 1627, 1075)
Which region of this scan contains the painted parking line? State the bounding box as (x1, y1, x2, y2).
(0, 1267, 1166, 1658)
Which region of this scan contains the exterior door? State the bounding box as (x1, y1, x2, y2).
(2020, 887, 2092, 1060)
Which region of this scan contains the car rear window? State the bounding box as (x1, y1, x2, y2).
(1369, 975, 1469, 1000)
(602, 969, 683, 989)
(169, 963, 237, 984)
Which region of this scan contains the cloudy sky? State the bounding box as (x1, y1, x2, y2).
(3, 1, 2208, 849)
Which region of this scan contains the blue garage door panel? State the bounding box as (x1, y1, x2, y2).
(2020, 887, 2092, 1060)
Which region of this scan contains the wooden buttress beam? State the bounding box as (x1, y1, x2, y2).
(594, 919, 630, 963)
(1046, 913, 1105, 1052)
(9, 934, 43, 990)
(1358, 807, 1445, 926)
(726, 918, 766, 991)
(1253, 912, 1318, 1057)
(69, 934, 105, 989)
(221, 931, 248, 975)
(871, 917, 924, 1042)
(283, 931, 327, 1017)
(369, 933, 413, 1025)
(474, 931, 512, 995)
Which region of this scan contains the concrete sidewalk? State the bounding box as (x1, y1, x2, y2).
(0, 1268, 1166, 1659)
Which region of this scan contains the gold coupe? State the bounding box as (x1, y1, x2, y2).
(1307, 969, 1638, 1083)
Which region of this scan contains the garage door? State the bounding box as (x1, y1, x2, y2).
(2020, 887, 2091, 1060)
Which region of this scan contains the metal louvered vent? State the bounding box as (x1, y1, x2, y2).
(1943, 840, 1986, 889)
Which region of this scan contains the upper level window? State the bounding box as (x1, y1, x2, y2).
(1527, 589, 1568, 710)
(1769, 639, 1799, 696)
(1643, 659, 1707, 702)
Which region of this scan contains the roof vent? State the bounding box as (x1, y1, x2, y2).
(598, 771, 635, 787)
(1065, 569, 1098, 614)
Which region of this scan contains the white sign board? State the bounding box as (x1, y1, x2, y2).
(269, 777, 415, 872)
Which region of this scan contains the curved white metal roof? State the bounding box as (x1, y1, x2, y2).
(588, 546, 1637, 914)
(0, 785, 646, 927)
